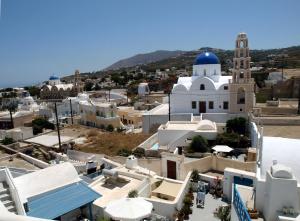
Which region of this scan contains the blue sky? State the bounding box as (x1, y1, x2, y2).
(0, 0, 299, 88)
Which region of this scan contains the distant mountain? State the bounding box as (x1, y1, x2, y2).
(104, 50, 185, 70)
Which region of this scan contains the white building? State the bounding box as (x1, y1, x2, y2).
(139, 118, 218, 153)
(171, 52, 232, 114)
(18, 96, 39, 113)
(143, 33, 255, 133)
(56, 93, 89, 117)
(226, 123, 300, 221)
(0, 163, 100, 221)
(79, 100, 121, 128)
(138, 83, 150, 97)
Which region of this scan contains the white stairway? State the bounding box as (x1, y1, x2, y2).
(0, 181, 17, 214)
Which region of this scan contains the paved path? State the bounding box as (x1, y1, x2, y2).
(189, 193, 227, 221)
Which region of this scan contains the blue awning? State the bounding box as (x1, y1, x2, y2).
(27, 182, 101, 219)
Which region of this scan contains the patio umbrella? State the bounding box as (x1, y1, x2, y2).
(212, 145, 233, 153)
(105, 197, 153, 221)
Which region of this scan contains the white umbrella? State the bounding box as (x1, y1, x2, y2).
(212, 145, 233, 153)
(105, 197, 153, 221)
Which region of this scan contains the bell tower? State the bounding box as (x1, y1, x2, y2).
(229, 33, 255, 113)
(74, 69, 83, 93)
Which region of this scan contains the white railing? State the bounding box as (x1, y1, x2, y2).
(4, 168, 26, 215)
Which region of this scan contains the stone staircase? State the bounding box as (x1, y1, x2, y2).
(0, 181, 17, 214)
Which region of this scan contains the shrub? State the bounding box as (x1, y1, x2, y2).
(216, 205, 231, 221)
(189, 135, 208, 153)
(226, 117, 247, 135)
(117, 127, 125, 133)
(117, 148, 132, 157)
(87, 129, 98, 137)
(132, 147, 145, 158)
(128, 190, 138, 198)
(216, 133, 240, 148)
(1, 137, 14, 145)
(216, 133, 250, 149)
(191, 169, 200, 182)
(183, 196, 193, 207)
(32, 118, 54, 135)
(106, 124, 114, 132)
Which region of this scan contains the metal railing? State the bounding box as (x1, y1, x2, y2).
(233, 184, 252, 221)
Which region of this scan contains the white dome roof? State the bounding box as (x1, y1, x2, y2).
(271, 164, 293, 179)
(197, 119, 216, 130)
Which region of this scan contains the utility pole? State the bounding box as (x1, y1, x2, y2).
(108, 88, 111, 102)
(168, 93, 171, 121)
(69, 99, 74, 124)
(54, 102, 62, 152)
(298, 84, 300, 115)
(9, 108, 14, 129)
(281, 55, 284, 81)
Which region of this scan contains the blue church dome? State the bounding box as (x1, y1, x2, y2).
(49, 75, 59, 80)
(194, 52, 220, 65)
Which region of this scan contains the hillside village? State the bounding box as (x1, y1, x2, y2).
(0, 32, 300, 221)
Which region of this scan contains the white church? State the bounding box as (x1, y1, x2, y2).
(170, 33, 255, 115)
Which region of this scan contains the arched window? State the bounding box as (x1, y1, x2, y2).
(237, 87, 245, 104)
(214, 69, 217, 75)
(200, 84, 205, 90)
(240, 41, 244, 48)
(204, 69, 207, 76)
(240, 72, 244, 79)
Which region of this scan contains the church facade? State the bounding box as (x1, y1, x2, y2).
(40, 70, 84, 100)
(170, 33, 255, 115)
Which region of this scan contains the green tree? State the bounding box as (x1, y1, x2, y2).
(191, 169, 200, 182)
(1, 137, 14, 145)
(128, 190, 138, 198)
(189, 135, 208, 153)
(32, 118, 55, 135)
(84, 82, 94, 91)
(106, 124, 114, 132)
(226, 117, 247, 135)
(24, 86, 41, 97)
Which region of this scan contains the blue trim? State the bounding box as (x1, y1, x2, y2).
(27, 182, 101, 219)
(233, 184, 252, 221)
(234, 176, 253, 187)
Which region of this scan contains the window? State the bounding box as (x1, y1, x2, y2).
(204, 69, 207, 76)
(224, 86, 228, 90)
(214, 69, 217, 75)
(240, 72, 244, 79)
(200, 84, 205, 90)
(223, 101, 229, 110)
(209, 101, 214, 109)
(192, 101, 196, 109)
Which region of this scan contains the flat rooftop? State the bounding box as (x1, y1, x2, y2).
(160, 122, 199, 130)
(0, 155, 40, 170)
(146, 103, 168, 115)
(262, 125, 300, 139)
(91, 174, 143, 207)
(25, 134, 74, 148)
(260, 137, 300, 182)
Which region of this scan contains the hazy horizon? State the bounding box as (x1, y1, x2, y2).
(0, 0, 300, 88)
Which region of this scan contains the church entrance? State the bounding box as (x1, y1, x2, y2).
(199, 101, 206, 113)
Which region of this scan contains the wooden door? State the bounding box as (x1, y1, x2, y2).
(199, 101, 206, 113)
(167, 160, 176, 180)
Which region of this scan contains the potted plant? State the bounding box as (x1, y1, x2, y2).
(247, 208, 259, 219)
(190, 169, 200, 190)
